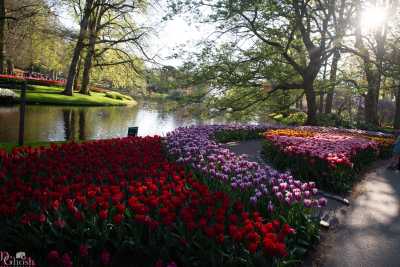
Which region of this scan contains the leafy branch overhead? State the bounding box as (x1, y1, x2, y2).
(165, 0, 400, 128)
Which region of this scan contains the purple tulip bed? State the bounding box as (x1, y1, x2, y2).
(165, 125, 327, 260)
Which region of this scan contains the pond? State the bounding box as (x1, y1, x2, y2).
(0, 102, 265, 143)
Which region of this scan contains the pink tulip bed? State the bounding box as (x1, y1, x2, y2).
(262, 127, 394, 193)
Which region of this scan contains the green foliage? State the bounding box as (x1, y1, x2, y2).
(91, 52, 147, 93)
(279, 205, 320, 261)
(180, 41, 304, 116)
(105, 91, 133, 101)
(357, 122, 385, 132)
(270, 111, 356, 128)
(5, 0, 72, 76)
(315, 113, 353, 128)
(214, 129, 265, 143)
(270, 112, 307, 126)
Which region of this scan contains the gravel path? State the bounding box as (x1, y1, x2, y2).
(226, 140, 400, 267)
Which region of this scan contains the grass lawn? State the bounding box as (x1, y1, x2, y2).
(12, 85, 137, 106)
(0, 141, 66, 153)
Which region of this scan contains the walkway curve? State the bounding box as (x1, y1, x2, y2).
(226, 140, 400, 267)
(306, 164, 400, 267)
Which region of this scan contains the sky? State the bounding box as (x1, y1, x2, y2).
(57, 1, 214, 67)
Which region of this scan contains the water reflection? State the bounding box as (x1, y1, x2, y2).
(61, 109, 87, 141)
(0, 102, 239, 143)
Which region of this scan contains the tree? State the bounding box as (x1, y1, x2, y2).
(63, 0, 148, 96)
(324, 0, 352, 114)
(63, 0, 94, 96)
(355, 2, 384, 126)
(395, 84, 400, 129)
(79, 4, 100, 95)
(0, 0, 5, 73)
(0, 0, 48, 73)
(381, 7, 400, 129)
(341, 0, 399, 126)
(79, 0, 147, 95)
(168, 0, 354, 124)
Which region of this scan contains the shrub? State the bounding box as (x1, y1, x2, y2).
(213, 127, 268, 142)
(105, 91, 118, 99)
(105, 91, 133, 101)
(0, 88, 18, 104)
(166, 90, 183, 101)
(270, 112, 307, 126)
(314, 113, 354, 128)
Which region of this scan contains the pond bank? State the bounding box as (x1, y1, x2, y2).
(1, 85, 136, 106)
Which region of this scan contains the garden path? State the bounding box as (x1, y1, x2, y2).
(227, 140, 400, 267)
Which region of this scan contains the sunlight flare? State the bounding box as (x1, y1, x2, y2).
(361, 6, 387, 31)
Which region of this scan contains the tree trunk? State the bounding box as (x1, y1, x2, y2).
(80, 12, 99, 95)
(0, 0, 5, 74)
(356, 96, 363, 124)
(364, 70, 380, 126)
(304, 81, 317, 125)
(353, 1, 380, 127)
(63, 0, 94, 96)
(394, 84, 400, 129)
(325, 49, 340, 114)
(318, 92, 324, 114)
(6, 58, 13, 74)
(73, 55, 83, 92)
(318, 59, 328, 114)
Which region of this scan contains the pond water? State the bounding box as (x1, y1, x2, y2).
(0, 102, 263, 143)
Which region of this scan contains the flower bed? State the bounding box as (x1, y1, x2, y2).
(335, 128, 395, 158)
(0, 137, 294, 267)
(262, 127, 394, 193)
(166, 125, 326, 207)
(0, 74, 65, 87)
(166, 125, 323, 258)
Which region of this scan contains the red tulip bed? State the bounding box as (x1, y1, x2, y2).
(0, 137, 296, 267)
(262, 127, 394, 193)
(0, 74, 65, 87)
